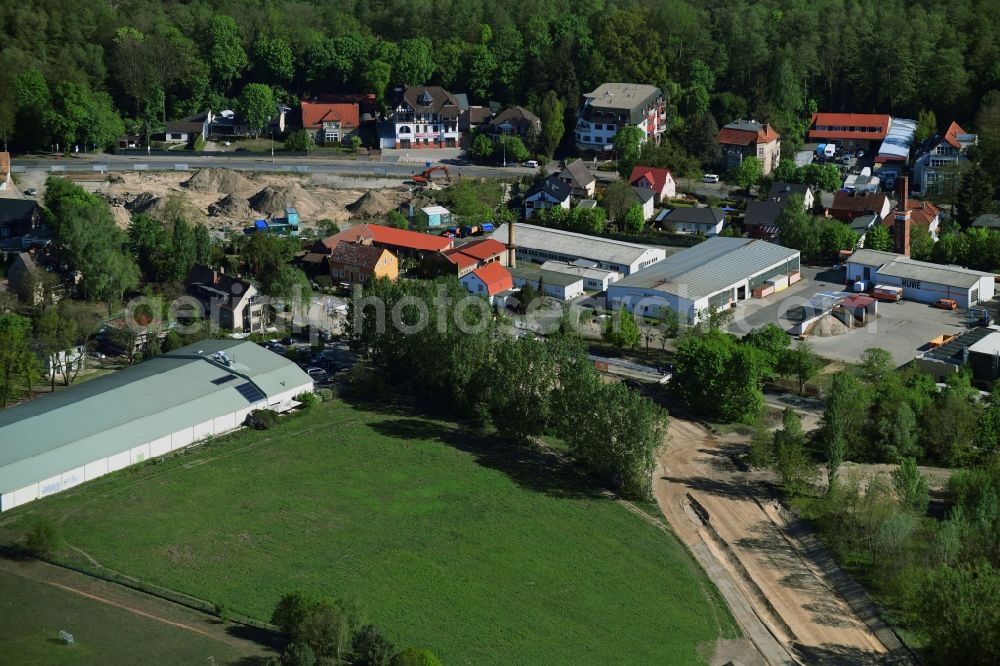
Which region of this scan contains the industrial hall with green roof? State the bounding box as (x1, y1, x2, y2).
(0, 340, 313, 512)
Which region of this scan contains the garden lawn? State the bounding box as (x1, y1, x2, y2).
(0, 400, 737, 664)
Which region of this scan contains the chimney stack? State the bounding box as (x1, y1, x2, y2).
(900, 175, 909, 215)
(507, 220, 517, 268)
(893, 178, 911, 257)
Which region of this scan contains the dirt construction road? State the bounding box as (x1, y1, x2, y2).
(655, 418, 896, 665)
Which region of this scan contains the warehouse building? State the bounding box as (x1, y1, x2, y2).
(0, 340, 313, 512)
(846, 249, 995, 308)
(488, 223, 665, 275)
(509, 264, 585, 300)
(607, 237, 800, 324)
(539, 260, 620, 291)
(916, 326, 1000, 383)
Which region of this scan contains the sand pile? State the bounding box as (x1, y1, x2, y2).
(249, 184, 321, 217)
(124, 192, 160, 214)
(807, 314, 850, 337)
(182, 168, 254, 194)
(125, 192, 207, 224)
(208, 194, 258, 218)
(347, 190, 396, 219)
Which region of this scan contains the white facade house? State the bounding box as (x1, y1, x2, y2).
(523, 176, 572, 220)
(0, 341, 313, 512)
(391, 86, 461, 149)
(574, 83, 666, 151)
(607, 237, 801, 324)
(846, 249, 995, 308)
(912, 122, 977, 196)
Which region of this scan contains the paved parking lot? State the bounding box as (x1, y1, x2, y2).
(725, 266, 974, 366)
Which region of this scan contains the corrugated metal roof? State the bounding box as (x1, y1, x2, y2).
(848, 249, 993, 289)
(488, 223, 664, 268)
(540, 260, 619, 281)
(509, 264, 584, 288)
(610, 237, 799, 300)
(0, 340, 312, 495)
(844, 249, 899, 267)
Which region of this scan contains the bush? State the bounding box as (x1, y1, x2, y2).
(282, 643, 316, 666)
(193, 134, 205, 151)
(344, 365, 392, 402)
(296, 392, 318, 409)
(391, 648, 442, 666)
(314, 275, 333, 290)
(285, 129, 315, 153)
(315, 388, 334, 402)
(352, 624, 396, 666)
(214, 602, 230, 623)
(247, 409, 279, 430)
(24, 516, 60, 558)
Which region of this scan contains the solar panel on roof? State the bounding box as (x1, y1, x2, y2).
(211, 374, 238, 385)
(235, 382, 266, 403)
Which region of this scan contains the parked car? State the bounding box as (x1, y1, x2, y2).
(934, 298, 958, 310)
(523, 160, 539, 168)
(24, 188, 37, 196)
(855, 150, 865, 158)
(702, 174, 720, 183)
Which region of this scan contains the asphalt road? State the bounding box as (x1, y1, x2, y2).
(11, 153, 543, 180)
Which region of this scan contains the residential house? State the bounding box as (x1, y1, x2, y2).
(744, 186, 813, 240)
(576, 199, 598, 210)
(767, 182, 815, 211)
(664, 207, 726, 236)
(913, 121, 977, 196)
(808, 112, 891, 151)
(459, 106, 493, 136)
(631, 187, 656, 222)
(972, 214, 1000, 230)
(116, 135, 141, 150)
(391, 86, 462, 149)
(0, 199, 41, 242)
(300, 100, 360, 145)
(6, 251, 45, 304)
(184, 264, 266, 333)
(574, 83, 666, 151)
(488, 106, 541, 141)
(0, 152, 9, 191)
(420, 206, 452, 228)
(628, 166, 676, 203)
(524, 175, 572, 219)
(433, 238, 508, 277)
(828, 192, 891, 223)
(318, 223, 453, 261)
(164, 112, 211, 143)
(718, 119, 781, 175)
(849, 214, 879, 247)
(460, 262, 513, 300)
(884, 179, 942, 241)
(558, 159, 596, 198)
(328, 242, 398, 284)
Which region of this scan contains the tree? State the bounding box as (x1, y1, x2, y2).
(613, 125, 645, 178)
(801, 163, 842, 192)
(601, 181, 634, 222)
(285, 129, 314, 152)
(394, 38, 435, 87)
(915, 563, 1000, 665)
(742, 323, 791, 374)
(656, 305, 680, 340)
(955, 163, 995, 228)
(773, 159, 801, 184)
(34, 307, 79, 390)
(470, 134, 493, 160)
(909, 224, 935, 260)
(778, 342, 821, 394)
(603, 306, 641, 349)
(362, 60, 393, 108)
(772, 407, 816, 495)
(13, 69, 51, 151)
(734, 156, 763, 191)
(0, 314, 35, 407)
(915, 109, 938, 145)
(682, 111, 722, 167)
(252, 36, 294, 85)
(538, 91, 564, 158)
(776, 196, 821, 260)
(208, 15, 248, 91)
(494, 135, 529, 163)
(237, 84, 275, 138)
(864, 223, 893, 251)
(622, 203, 645, 233)
(351, 624, 395, 666)
(892, 457, 930, 513)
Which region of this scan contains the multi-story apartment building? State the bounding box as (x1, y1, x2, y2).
(391, 86, 462, 149)
(718, 120, 781, 175)
(573, 83, 666, 152)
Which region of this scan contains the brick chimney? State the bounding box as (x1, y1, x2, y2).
(893, 176, 911, 256)
(507, 220, 517, 268)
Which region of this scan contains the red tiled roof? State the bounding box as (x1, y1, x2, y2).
(885, 200, 941, 230)
(320, 225, 375, 251)
(809, 113, 890, 141)
(301, 101, 360, 130)
(445, 252, 478, 270)
(447, 238, 506, 261)
(368, 224, 453, 252)
(943, 121, 967, 150)
(718, 125, 779, 146)
(628, 166, 673, 192)
(841, 295, 875, 308)
(469, 262, 513, 296)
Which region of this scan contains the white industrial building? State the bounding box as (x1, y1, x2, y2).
(607, 237, 801, 324)
(488, 223, 665, 275)
(540, 260, 620, 291)
(0, 340, 313, 512)
(846, 249, 995, 308)
(509, 264, 585, 300)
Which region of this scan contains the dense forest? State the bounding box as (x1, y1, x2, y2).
(3, 0, 1000, 156)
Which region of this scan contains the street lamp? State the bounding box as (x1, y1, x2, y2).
(270, 130, 274, 163)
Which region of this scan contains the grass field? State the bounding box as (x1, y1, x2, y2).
(0, 400, 737, 664)
(0, 569, 249, 665)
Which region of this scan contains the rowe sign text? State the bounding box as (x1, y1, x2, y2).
(901, 278, 922, 289)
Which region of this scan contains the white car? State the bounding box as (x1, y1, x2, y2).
(702, 174, 720, 183)
(523, 160, 539, 168)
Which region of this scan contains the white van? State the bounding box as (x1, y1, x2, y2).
(702, 174, 720, 183)
(823, 143, 836, 158)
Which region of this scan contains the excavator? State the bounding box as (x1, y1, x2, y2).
(412, 165, 451, 185)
